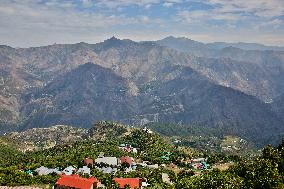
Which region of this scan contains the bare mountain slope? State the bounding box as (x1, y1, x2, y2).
(19, 63, 284, 146)
(156, 36, 284, 101)
(0, 38, 283, 146)
(21, 62, 137, 130)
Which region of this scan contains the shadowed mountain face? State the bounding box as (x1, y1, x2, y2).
(0, 37, 284, 146)
(19, 63, 283, 146)
(129, 66, 283, 146)
(21, 63, 137, 130)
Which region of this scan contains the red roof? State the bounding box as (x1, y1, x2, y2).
(120, 156, 133, 165)
(56, 174, 98, 189)
(113, 178, 142, 189)
(84, 158, 94, 165)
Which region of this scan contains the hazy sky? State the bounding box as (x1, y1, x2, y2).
(0, 0, 284, 47)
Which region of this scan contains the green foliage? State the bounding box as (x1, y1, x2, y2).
(144, 123, 223, 138)
(89, 121, 128, 139)
(176, 169, 244, 189)
(232, 159, 281, 189)
(0, 137, 24, 167)
(206, 154, 241, 164)
(177, 170, 195, 180)
(0, 167, 59, 186)
(144, 123, 256, 156)
(174, 139, 284, 189)
(123, 129, 173, 163)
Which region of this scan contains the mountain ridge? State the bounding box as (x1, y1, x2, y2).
(156, 36, 284, 51)
(18, 62, 284, 146)
(0, 37, 284, 146)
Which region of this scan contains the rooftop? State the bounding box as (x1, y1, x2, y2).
(113, 178, 142, 189)
(56, 174, 98, 189)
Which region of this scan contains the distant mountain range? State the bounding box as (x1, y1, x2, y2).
(0, 36, 283, 146)
(156, 37, 284, 102)
(157, 36, 284, 52)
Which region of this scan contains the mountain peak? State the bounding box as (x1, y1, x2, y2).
(105, 36, 120, 42)
(94, 36, 137, 51)
(164, 36, 176, 40)
(162, 36, 195, 42)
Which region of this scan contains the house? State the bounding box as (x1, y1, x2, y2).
(77, 166, 91, 175)
(136, 162, 147, 167)
(142, 181, 150, 188)
(160, 152, 172, 161)
(24, 169, 33, 176)
(131, 163, 137, 171)
(162, 173, 172, 185)
(34, 166, 49, 175)
(142, 127, 153, 134)
(125, 167, 133, 173)
(83, 158, 94, 167)
(34, 166, 61, 176)
(136, 161, 158, 169)
(62, 166, 76, 175)
(95, 166, 118, 174)
(95, 157, 119, 166)
(113, 178, 142, 189)
(120, 156, 134, 166)
(147, 164, 159, 169)
(98, 152, 104, 158)
(191, 162, 208, 170)
(173, 139, 181, 144)
(124, 146, 132, 153)
(192, 158, 206, 163)
(201, 162, 209, 169)
(132, 148, 138, 153)
(119, 144, 126, 148)
(119, 144, 138, 153)
(54, 174, 99, 189)
(119, 144, 132, 152)
(169, 163, 177, 168)
(160, 155, 170, 161)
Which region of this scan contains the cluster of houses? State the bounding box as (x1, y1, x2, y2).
(28, 156, 149, 189)
(30, 155, 137, 177)
(54, 174, 145, 189)
(118, 143, 138, 153)
(25, 152, 209, 188)
(191, 162, 209, 170)
(181, 157, 210, 170)
(28, 155, 209, 189)
(30, 165, 89, 176)
(57, 156, 149, 188)
(23, 127, 210, 188)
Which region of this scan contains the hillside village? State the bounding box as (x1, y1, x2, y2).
(30, 153, 208, 189)
(0, 122, 283, 188)
(11, 124, 211, 188)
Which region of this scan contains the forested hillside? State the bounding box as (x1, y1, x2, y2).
(0, 122, 283, 188)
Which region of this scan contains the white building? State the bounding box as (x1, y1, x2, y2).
(95, 157, 119, 166)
